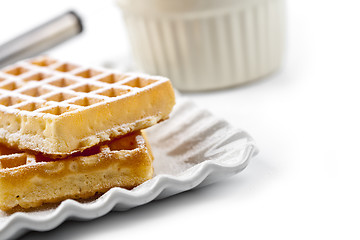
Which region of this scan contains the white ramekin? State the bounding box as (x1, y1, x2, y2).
(117, 0, 285, 91)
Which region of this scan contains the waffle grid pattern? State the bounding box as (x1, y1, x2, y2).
(0, 131, 143, 170)
(0, 131, 154, 211)
(0, 56, 160, 117)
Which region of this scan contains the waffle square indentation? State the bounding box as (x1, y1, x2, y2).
(0, 96, 26, 107)
(44, 92, 77, 102)
(39, 105, 78, 115)
(48, 78, 78, 87)
(23, 73, 52, 82)
(0, 81, 22, 91)
(96, 88, 131, 98)
(15, 102, 47, 112)
(122, 78, 157, 88)
(97, 74, 128, 84)
(3, 66, 29, 76)
(29, 57, 57, 67)
(69, 97, 104, 107)
(75, 69, 102, 78)
(55, 63, 79, 72)
(20, 87, 52, 97)
(71, 84, 102, 93)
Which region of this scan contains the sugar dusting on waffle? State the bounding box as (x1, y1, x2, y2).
(0, 56, 175, 157)
(0, 131, 154, 211)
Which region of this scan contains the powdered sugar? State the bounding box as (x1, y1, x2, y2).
(0, 96, 257, 239)
(0, 56, 175, 155)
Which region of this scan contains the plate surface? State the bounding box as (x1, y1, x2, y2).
(0, 96, 258, 239)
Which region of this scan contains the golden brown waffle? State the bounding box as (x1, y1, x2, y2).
(0, 130, 153, 211)
(0, 56, 175, 157)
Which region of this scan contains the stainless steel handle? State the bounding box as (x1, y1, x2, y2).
(0, 10, 83, 68)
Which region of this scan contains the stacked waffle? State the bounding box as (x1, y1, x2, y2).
(0, 56, 175, 211)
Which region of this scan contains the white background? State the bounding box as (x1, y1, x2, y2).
(1, 0, 360, 239)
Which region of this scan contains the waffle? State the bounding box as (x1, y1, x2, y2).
(0, 130, 153, 211)
(0, 56, 175, 157)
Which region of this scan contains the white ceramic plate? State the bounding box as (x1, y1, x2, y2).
(0, 97, 258, 239)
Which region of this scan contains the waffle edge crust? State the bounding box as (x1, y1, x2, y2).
(0, 131, 153, 211)
(0, 56, 175, 157)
